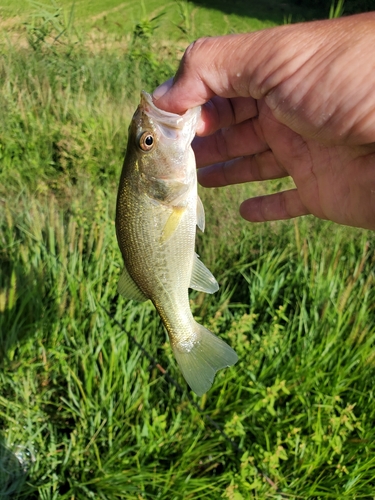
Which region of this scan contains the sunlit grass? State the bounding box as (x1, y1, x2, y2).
(0, 0, 324, 43)
(2, 187, 375, 498)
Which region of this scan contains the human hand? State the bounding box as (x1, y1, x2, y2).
(153, 13, 375, 230)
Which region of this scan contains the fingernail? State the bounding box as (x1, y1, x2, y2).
(153, 78, 174, 100)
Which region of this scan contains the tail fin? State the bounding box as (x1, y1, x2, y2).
(172, 323, 238, 396)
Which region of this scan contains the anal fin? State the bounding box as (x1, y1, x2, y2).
(189, 253, 219, 294)
(117, 267, 147, 302)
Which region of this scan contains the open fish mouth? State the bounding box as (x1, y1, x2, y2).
(140, 91, 200, 133)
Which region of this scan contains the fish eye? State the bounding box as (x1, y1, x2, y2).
(139, 131, 154, 152)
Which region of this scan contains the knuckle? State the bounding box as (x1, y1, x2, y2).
(177, 37, 212, 81)
(182, 37, 212, 69)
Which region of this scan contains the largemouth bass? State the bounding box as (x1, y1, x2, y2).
(115, 91, 238, 396)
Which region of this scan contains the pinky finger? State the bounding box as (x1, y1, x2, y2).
(240, 189, 311, 222)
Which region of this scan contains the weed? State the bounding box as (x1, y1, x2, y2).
(25, 0, 79, 54)
(329, 0, 345, 18)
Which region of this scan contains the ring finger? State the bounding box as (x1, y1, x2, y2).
(198, 150, 288, 188)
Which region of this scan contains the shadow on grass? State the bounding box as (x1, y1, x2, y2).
(0, 260, 49, 498)
(0, 256, 60, 499)
(190, 0, 326, 24)
(0, 255, 57, 363)
(0, 434, 31, 499)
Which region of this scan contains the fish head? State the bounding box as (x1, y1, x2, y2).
(126, 91, 201, 200)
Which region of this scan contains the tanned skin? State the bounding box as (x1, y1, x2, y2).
(154, 13, 375, 230)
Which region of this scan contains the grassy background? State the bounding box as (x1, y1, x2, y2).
(0, 0, 330, 39)
(1, 1, 375, 498)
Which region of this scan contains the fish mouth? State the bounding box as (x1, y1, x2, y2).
(140, 91, 200, 132)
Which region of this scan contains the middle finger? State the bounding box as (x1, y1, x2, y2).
(198, 96, 259, 136)
(197, 150, 288, 188)
(193, 117, 268, 168)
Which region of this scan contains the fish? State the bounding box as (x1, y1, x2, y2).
(115, 91, 238, 396)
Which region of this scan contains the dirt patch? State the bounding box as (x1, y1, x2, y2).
(90, 1, 176, 25)
(0, 11, 188, 56)
(84, 30, 131, 53)
(91, 2, 131, 22)
(1, 32, 28, 49)
(0, 16, 29, 49)
(0, 15, 24, 30)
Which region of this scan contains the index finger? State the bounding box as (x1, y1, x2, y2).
(198, 96, 258, 136)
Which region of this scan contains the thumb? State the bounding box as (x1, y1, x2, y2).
(153, 35, 249, 114)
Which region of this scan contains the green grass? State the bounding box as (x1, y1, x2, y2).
(1, 1, 375, 499)
(0, 0, 331, 44)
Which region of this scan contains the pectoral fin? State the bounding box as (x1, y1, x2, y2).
(160, 206, 186, 243)
(189, 253, 219, 294)
(117, 267, 147, 302)
(196, 196, 205, 232)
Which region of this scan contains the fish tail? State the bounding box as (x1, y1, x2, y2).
(172, 323, 238, 396)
